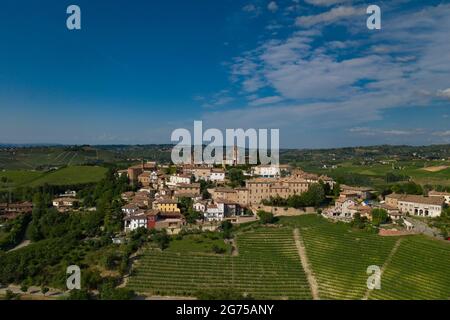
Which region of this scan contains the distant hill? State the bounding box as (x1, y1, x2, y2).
(0, 144, 449, 170)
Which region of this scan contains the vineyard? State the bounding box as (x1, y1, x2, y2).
(128, 227, 312, 299)
(281, 215, 398, 299)
(369, 236, 450, 300)
(128, 215, 450, 300)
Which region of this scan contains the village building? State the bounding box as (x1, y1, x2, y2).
(385, 193, 444, 217)
(127, 161, 157, 183)
(210, 168, 225, 182)
(138, 172, 152, 187)
(252, 165, 281, 178)
(52, 197, 79, 212)
(428, 190, 450, 204)
(153, 198, 181, 213)
(175, 183, 201, 196)
(124, 209, 186, 234)
(0, 202, 33, 219)
(121, 191, 135, 202)
(340, 185, 372, 200)
(191, 167, 212, 181)
(204, 204, 223, 221)
(167, 174, 191, 187)
(193, 200, 207, 213)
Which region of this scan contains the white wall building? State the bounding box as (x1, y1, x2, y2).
(210, 169, 225, 182)
(124, 213, 148, 232)
(204, 204, 224, 222)
(252, 165, 280, 178)
(167, 174, 191, 187)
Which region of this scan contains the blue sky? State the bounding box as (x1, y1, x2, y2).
(0, 0, 449, 148)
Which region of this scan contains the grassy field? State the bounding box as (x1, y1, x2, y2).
(128, 215, 450, 300)
(0, 170, 44, 189)
(0, 147, 118, 170)
(0, 166, 107, 190)
(166, 233, 231, 254)
(128, 227, 312, 299)
(302, 160, 450, 186)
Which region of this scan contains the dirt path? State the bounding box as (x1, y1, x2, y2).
(293, 228, 320, 300)
(8, 240, 31, 252)
(362, 238, 403, 300)
(230, 238, 239, 257)
(0, 285, 66, 300)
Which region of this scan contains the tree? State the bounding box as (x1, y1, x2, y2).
(228, 168, 245, 188)
(153, 231, 170, 250)
(371, 209, 389, 226)
(257, 211, 275, 224)
(66, 289, 91, 300)
(98, 281, 135, 300)
(220, 221, 233, 239)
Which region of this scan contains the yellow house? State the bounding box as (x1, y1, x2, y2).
(153, 199, 180, 213)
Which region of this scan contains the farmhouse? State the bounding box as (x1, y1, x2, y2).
(385, 193, 444, 217)
(428, 190, 450, 204)
(123, 209, 185, 233)
(340, 185, 372, 200)
(0, 202, 33, 219)
(52, 197, 78, 212)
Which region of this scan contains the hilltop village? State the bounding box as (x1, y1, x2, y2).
(107, 159, 448, 237)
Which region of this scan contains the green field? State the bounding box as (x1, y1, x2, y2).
(0, 147, 118, 170)
(128, 227, 312, 299)
(369, 236, 450, 300)
(166, 233, 231, 254)
(0, 166, 107, 190)
(302, 160, 450, 187)
(280, 215, 398, 299)
(128, 215, 450, 300)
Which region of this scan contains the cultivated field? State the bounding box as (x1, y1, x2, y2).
(0, 147, 117, 170)
(128, 227, 312, 299)
(128, 215, 450, 300)
(304, 160, 450, 186)
(0, 166, 107, 190)
(369, 236, 450, 300)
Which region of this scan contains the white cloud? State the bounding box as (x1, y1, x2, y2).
(305, 0, 353, 6)
(242, 4, 257, 12)
(296, 6, 362, 27)
(268, 1, 279, 13)
(437, 88, 450, 100)
(248, 96, 283, 106)
(201, 3, 450, 147)
(433, 130, 450, 137)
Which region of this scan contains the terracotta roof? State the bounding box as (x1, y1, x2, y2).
(386, 193, 444, 206)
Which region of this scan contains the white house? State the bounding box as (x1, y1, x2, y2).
(210, 169, 225, 182)
(193, 200, 207, 213)
(252, 165, 280, 178)
(123, 212, 148, 232)
(121, 203, 140, 216)
(204, 204, 224, 222)
(167, 174, 191, 187)
(385, 194, 444, 218)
